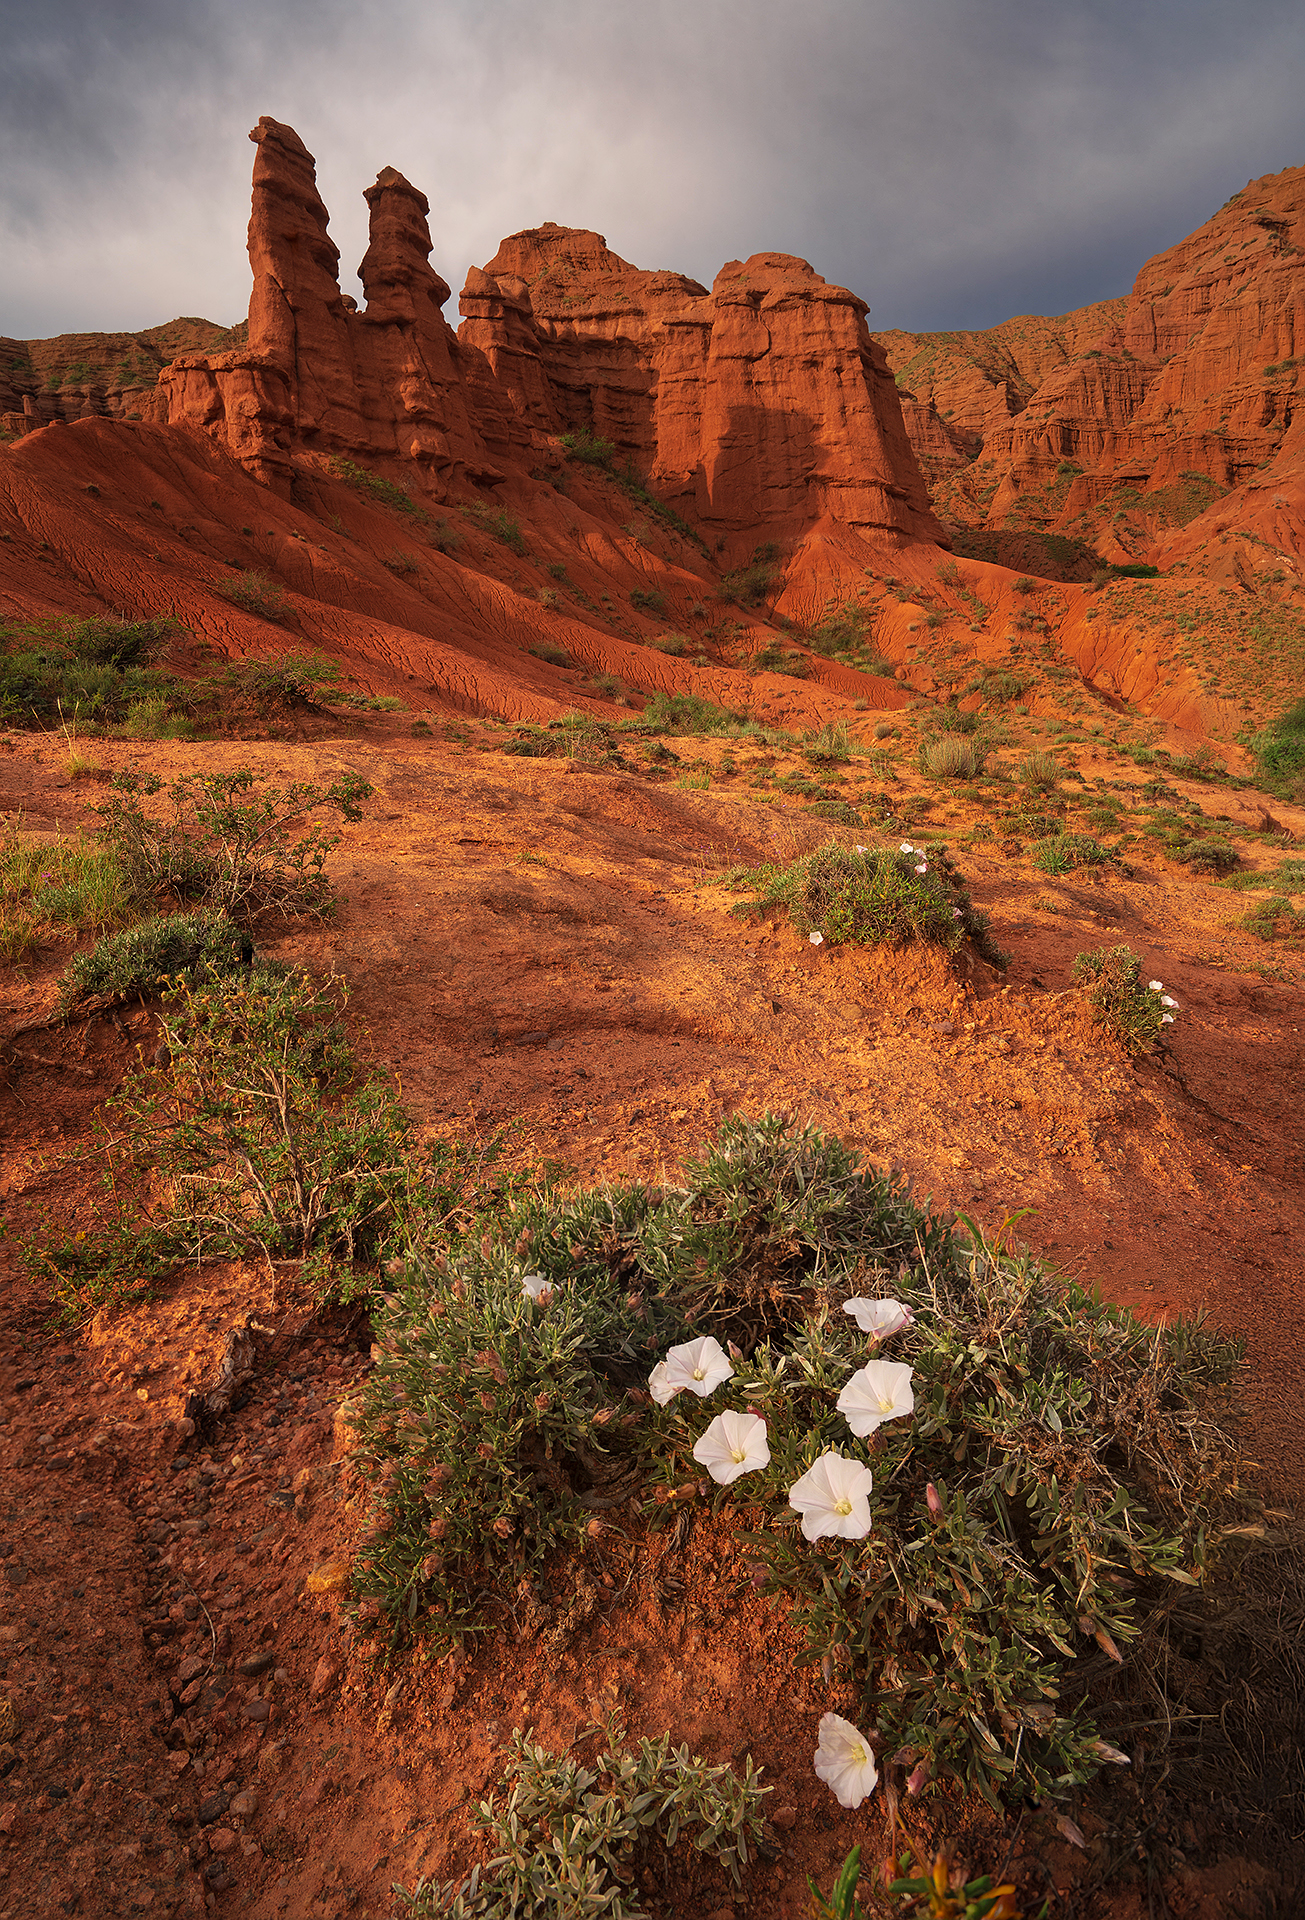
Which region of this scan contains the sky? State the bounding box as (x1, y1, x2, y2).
(2, 0, 1303, 343)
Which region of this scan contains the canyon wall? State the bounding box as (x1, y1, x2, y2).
(879, 166, 1305, 569)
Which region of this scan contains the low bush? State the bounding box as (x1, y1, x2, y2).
(639, 691, 752, 738)
(215, 570, 290, 623)
(804, 720, 854, 765)
(403, 1723, 767, 1919)
(1251, 698, 1305, 797)
(630, 587, 666, 615)
(97, 765, 372, 921)
(527, 641, 570, 668)
(727, 838, 1004, 964)
(558, 430, 616, 469)
(1239, 895, 1305, 943)
(355, 1113, 1243, 1809)
(1073, 946, 1174, 1051)
(1173, 835, 1238, 877)
(218, 653, 341, 714)
(332, 457, 425, 518)
(717, 545, 781, 608)
(59, 909, 252, 1011)
(0, 618, 184, 731)
(920, 735, 986, 780)
(1032, 834, 1111, 875)
(1019, 750, 1061, 792)
(748, 641, 810, 677)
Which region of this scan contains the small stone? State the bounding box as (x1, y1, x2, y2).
(227, 1790, 259, 1820)
(237, 1650, 275, 1677)
(770, 1805, 798, 1830)
(242, 1698, 270, 1723)
(198, 1793, 230, 1826)
(167, 1751, 191, 1775)
(176, 1654, 206, 1685)
(203, 1859, 234, 1890)
(207, 1826, 237, 1854)
(310, 1655, 341, 1700)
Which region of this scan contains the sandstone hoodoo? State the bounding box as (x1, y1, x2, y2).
(154, 117, 941, 548)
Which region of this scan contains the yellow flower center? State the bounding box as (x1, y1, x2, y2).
(730, 1444, 746, 1463)
(876, 1394, 894, 1413)
(834, 1496, 852, 1516)
(692, 1366, 706, 1380)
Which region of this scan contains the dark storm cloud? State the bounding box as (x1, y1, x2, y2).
(2, 0, 1302, 340)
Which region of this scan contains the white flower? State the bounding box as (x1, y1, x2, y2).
(788, 1451, 874, 1541)
(837, 1359, 915, 1437)
(915, 862, 927, 875)
(814, 1712, 879, 1808)
(854, 845, 867, 854)
(952, 907, 962, 918)
(1149, 979, 1163, 992)
(842, 1297, 914, 1339)
(809, 931, 824, 946)
(692, 1409, 770, 1484)
(900, 841, 915, 854)
(648, 1336, 733, 1405)
(521, 1272, 553, 1304)
(1161, 1013, 1174, 1025)
(1161, 995, 1178, 1008)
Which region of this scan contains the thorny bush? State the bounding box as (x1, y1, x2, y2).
(354, 1115, 1249, 1808)
(97, 765, 372, 921)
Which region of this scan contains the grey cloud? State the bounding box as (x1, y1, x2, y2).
(2, 0, 1302, 340)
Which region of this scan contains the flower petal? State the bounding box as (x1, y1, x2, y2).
(814, 1712, 879, 1808)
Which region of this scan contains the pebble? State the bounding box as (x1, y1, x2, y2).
(228, 1790, 259, 1820)
(198, 1793, 230, 1826)
(243, 1698, 270, 1723)
(203, 1859, 234, 1890)
(306, 1561, 350, 1594)
(237, 1650, 276, 1677)
(770, 1805, 798, 1830)
(207, 1826, 237, 1854)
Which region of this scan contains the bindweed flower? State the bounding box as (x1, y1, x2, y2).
(900, 842, 914, 854)
(809, 931, 824, 946)
(837, 1358, 915, 1437)
(926, 1481, 944, 1520)
(648, 1336, 733, 1406)
(1161, 995, 1178, 1008)
(521, 1272, 553, 1304)
(692, 1409, 770, 1485)
(814, 1712, 879, 1808)
(854, 844, 867, 854)
(843, 1297, 914, 1339)
(952, 906, 962, 918)
(915, 862, 927, 875)
(788, 1451, 874, 1541)
(1149, 979, 1163, 992)
(1162, 1013, 1174, 1025)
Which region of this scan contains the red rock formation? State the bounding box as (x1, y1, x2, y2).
(878, 168, 1305, 572)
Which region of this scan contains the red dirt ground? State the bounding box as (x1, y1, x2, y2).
(1, 714, 1301, 1919)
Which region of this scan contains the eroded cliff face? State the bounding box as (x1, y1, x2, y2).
(460, 231, 941, 544)
(141, 119, 940, 550)
(879, 166, 1305, 573)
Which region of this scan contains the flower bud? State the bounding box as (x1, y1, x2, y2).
(906, 1757, 932, 1798)
(592, 1408, 616, 1427)
(585, 1518, 605, 1538)
(478, 1391, 497, 1412)
(476, 1442, 495, 1461)
(926, 1482, 944, 1521)
(427, 1516, 448, 1540)
(533, 1392, 553, 1413)
(493, 1516, 514, 1540)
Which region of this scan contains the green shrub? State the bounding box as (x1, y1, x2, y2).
(0, 620, 184, 731)
(1239, 895, 1305, 942)
(218, 652, 341, 713)
(402, 1723, 767, 1918)
(1174, 835, 1238, 877)
(640, 691, 751, 737)
(1032, 834, 1110, 875)
(748, 641, 810, 677)
(629, 587, 666, 615)
(727, 838, 1002, 962)
(356, 1114, 1240, 1806)
(1252, 697, 1305, 796)
(717, 546, 781, 607)
(647, 631, 690, 656)
(120, 693, 194, 740)
(558, 430, 616, 469)
(383, 550, 422, 575)
(969, 668, 1030, 705)
(804, 720, 854, 765)
(216, 570, 289, 623)
(332, 457, 425, 518)
(1019, 749, 1061, 792)
(97, 765, 372, 921)
(57, 615, 177, 669)
(920, 734, 986, 780)
(59, 910, 252, 1011)
(1073, 946, 1172, 1051)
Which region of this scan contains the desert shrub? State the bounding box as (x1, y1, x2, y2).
(96, 765, 372, 921)
(717, 545, 781, 607)
(215, 570, 289, 623)
(0, 830, 131, 964)
(356, 1114, 1242, 1806)
(630, 587, 666, 615)
(1019, 749, 1061, 792)
(937, 706, 980, 735)
(1174, 835, 1238, 877)
(59, 910, 252, 1011)
(920, 735, 986, 780)
(1012, 576, 1037, 595)
(1073, 946, 1173, 1051)
(647, 631, 690, 655)
(1239, 895, 1305, 942)
(0, 620, 184, 731)
(748, 641, 810, 677)
(558, 430, 616, 468)
(218, 652, 341, 713)
(79, 970, 480, 1285)
(639, 691, 752, 737)
(403, 1724, 767, 1919)
(546, 561, 569, 581)
(527, 640, 570, 668)
(969, 667, 1030, 705)
(382, 549, 421, 575)
(727, 838, 1003, 963)
(332, 457, 425, 518)
(119, 693, 194, 740)
(1032, 833, 1111, 875)
(804, 720, 854, 765)
(56, 615, 178, 669)
(1252, 697, 1305, 796)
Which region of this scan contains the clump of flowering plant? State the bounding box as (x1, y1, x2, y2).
(1073, 945, 1177, 1052)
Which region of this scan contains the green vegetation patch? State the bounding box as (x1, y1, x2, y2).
(356, 1113, 1243, 1808)
(59, 909, 252, 1012)
(1073, 946, 1175, 1052)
